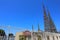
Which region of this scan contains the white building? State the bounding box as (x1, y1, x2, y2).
(15, 30, 60, 40)
(8, 33, 15, 40)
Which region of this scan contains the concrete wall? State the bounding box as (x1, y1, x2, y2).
(15, 32, 60, 40)
(43, 32, 60, 40)
(15, 32, 24, 40)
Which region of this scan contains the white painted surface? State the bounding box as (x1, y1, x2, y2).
(15, 31, 60, 40)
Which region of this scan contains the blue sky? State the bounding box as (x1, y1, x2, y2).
(0, 0, 60, 35)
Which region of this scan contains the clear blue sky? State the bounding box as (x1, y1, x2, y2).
(0, 0, 60, 35)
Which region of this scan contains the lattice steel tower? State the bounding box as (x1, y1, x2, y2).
(43, 4, 57, 32)
(43, 4, 50, 32)
(48, 10, 57, 32)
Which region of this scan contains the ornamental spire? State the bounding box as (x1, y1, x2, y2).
(47, 9, 57, 32)
(38, 24, 40, 32)
(42, 3, 49, 32)
(32, 25, 34, 32)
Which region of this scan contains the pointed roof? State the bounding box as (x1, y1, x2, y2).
(42, 3, 47, 17)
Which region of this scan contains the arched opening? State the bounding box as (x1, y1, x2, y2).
(53, 36, 54, 40)
(19, 35, 26, 40)
(47, 36, 50, 40)
(38, 36, 42, 40)
(56, 36, 58, 40)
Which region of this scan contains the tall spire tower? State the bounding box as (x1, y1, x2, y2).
(48, 10, 57, 32)
(32, 25, 34, 32)
(38, 24, 40, 32)
(43, 4, 50, 32)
